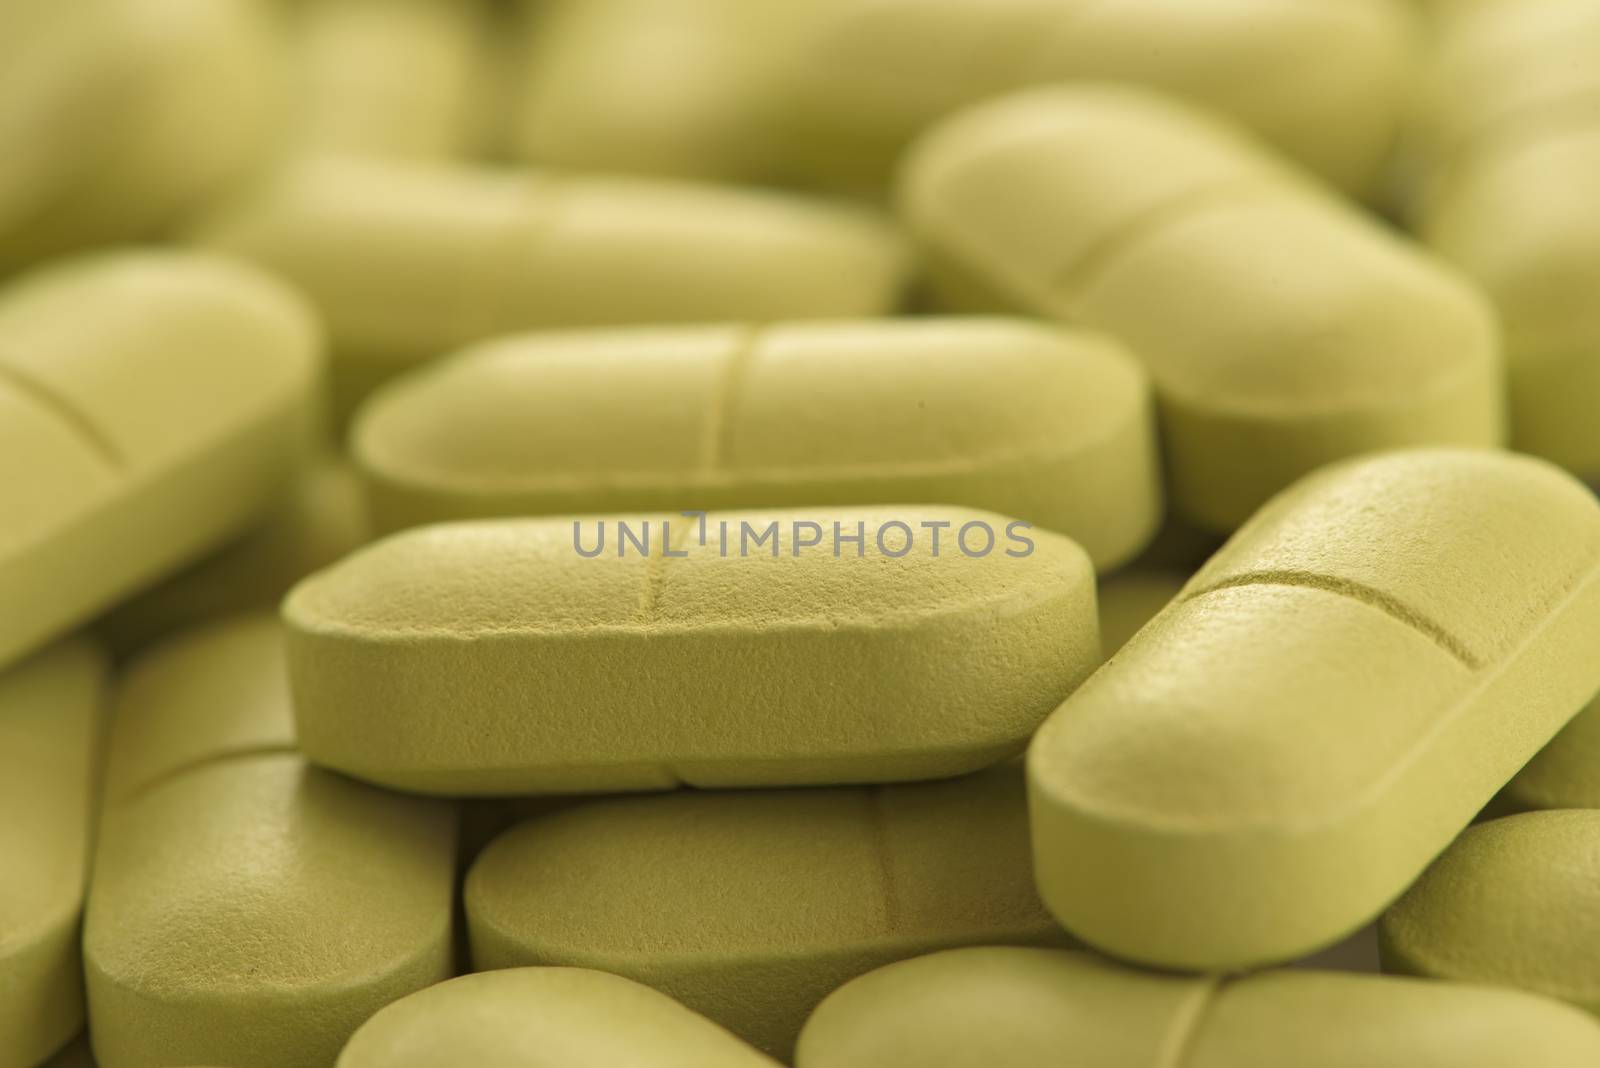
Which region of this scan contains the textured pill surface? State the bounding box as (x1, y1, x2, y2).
(84, 615, 456, 1068)
(1380, 809, 1600, 1013)
(0, 639, 107, 1068)
(353, 317, 1160, 568)
(795, 946, 1600, 1067)
(337, 968, 779, 1068)
(466, 765, 1066, 1059)
(899, 86, 1503, 531)
(0, 250, 322, 670)
(1499, 695, 1600, 811)
(1029, 448, 1600, 969)
(286, 505, 1098, 795)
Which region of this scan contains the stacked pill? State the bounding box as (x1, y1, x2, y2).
(5, 1, 1600, 1066)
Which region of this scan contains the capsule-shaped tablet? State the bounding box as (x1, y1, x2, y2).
(337, 968, 777, 1068)
(290, 0, 494, 160)
(1028, 449, 1600, 970)
(84, 615, 456, 1068)
(0, 250, 322, 671)
(794, 946, 1600, 1067)
(0, 639, 106, 1068)
(1380, 810, 1600, 1013)
(287, 506, 1097, 795)
(193, 158, 910, 412)
(1401, 1, 1600, 477)
(353, 318, 1160, 569)
(466, 765, 1066, 1059)
(899, 86, 1503, 532)
(0, 0, 283, 272)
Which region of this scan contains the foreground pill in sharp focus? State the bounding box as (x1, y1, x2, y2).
(0, 639, 106, 1068)
(1028, 449, 1600, 969)
(466, 765, 1067, 1059)
(1401, 0, 1600, 477)
(192, 157, 910, 412)
(353, 318, 1161, 569)
(0, 0, 282, 272)
(793, 946, 1600, 1067)
(0, 250, 322, 671)
(899, 86, 1503, 532)
(337, 968, 778, 1068)
(84, 615, 456, 1068)
(286, 506, 1097, 795)
(1380, 810, 1600, 1013)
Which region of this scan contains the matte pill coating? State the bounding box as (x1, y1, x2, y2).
(1380, 810, 1600, 1013)
(286, 506, 1097, 796)
(1028, 449, 1600, 970)
(1498, 697, 1600, 811)
(337, 968, 779, 1068)
(1401, 0, 1600, 476)
(0, 0, 283, 272)
(192, 157, 910, 412)
(84, 615, 456, 1068)
(353, 318, 1160, 569)
(899, 86, 1503, 532)
(794, 946, 1600, 1067)
(0, 250, 322, 671)
(771, 0, 1417, 197)
(466, 765, 1067, 1059)
(0, 639, 106, 1068)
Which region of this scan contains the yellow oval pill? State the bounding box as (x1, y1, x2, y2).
(1029, 448, 1600, 970)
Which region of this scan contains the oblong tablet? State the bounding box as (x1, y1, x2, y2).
(353, 318, 1160, 568)
(0, 250, 322, 670)
(1380, 810, 1600, 1013)
(466, 766, 1066, 1059)
(84, 615, 456, 1068)
(794, 946, 1600, 1067)
(287, 505, 1097, 795)
(899, 86, 1502, 531)
(337, 968, 778, 1068)
(1028, 448, 1600, 969)
(193, 157, 910, 411)
(0, 639, 106, 1068)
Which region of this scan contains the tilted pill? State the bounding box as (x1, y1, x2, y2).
(899, 86, 1503, 532)
(1498, 697, 1600, 811)
(1028, 449, 1600, 969)
(1380, 809, 1600, 1013)
(0, 250, 322, 671)
(466, 765, 1067, 1059)
(84, 615, 456, 1068)
(353, 318, 1160, 569)
(97, 457, 370, 658)
(794, 945, 1600, 1067)
(286, 506, 1097, 795)
(337, 968, 778, 1068)
(1095, 570, 1189, 660)
(192, 157, 910, 412)
(774, 0, 1416, 197)
(0, 639, 107, 1068)
(1401, 0, 1600, 477)
(0, 0, 283, 272)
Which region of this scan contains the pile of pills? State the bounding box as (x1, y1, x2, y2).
(5, 1, 1600, 1065)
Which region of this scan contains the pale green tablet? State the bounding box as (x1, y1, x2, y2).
(1096, 570, 1188, 660)
(97, 457, 369, 657)
(192, 157, 910, 412)
(338, 968, 778, 1068)
(1029, 449, 1600, 970)
(0, 639, 106, 1068)
(0, 0, 283, 272)
(899, 86, 1502, 531)
(1499, 696, 1600, 811)
(795, 946, 1600, 1067)
(353, 318, 1160, 569)
(1380, 810, 1600, 1013)
(466, 765, 1067, 1059)
(85, 614, 456, 1068)
(0, 250, 322, 671)
(286, 505, 1098, 795)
